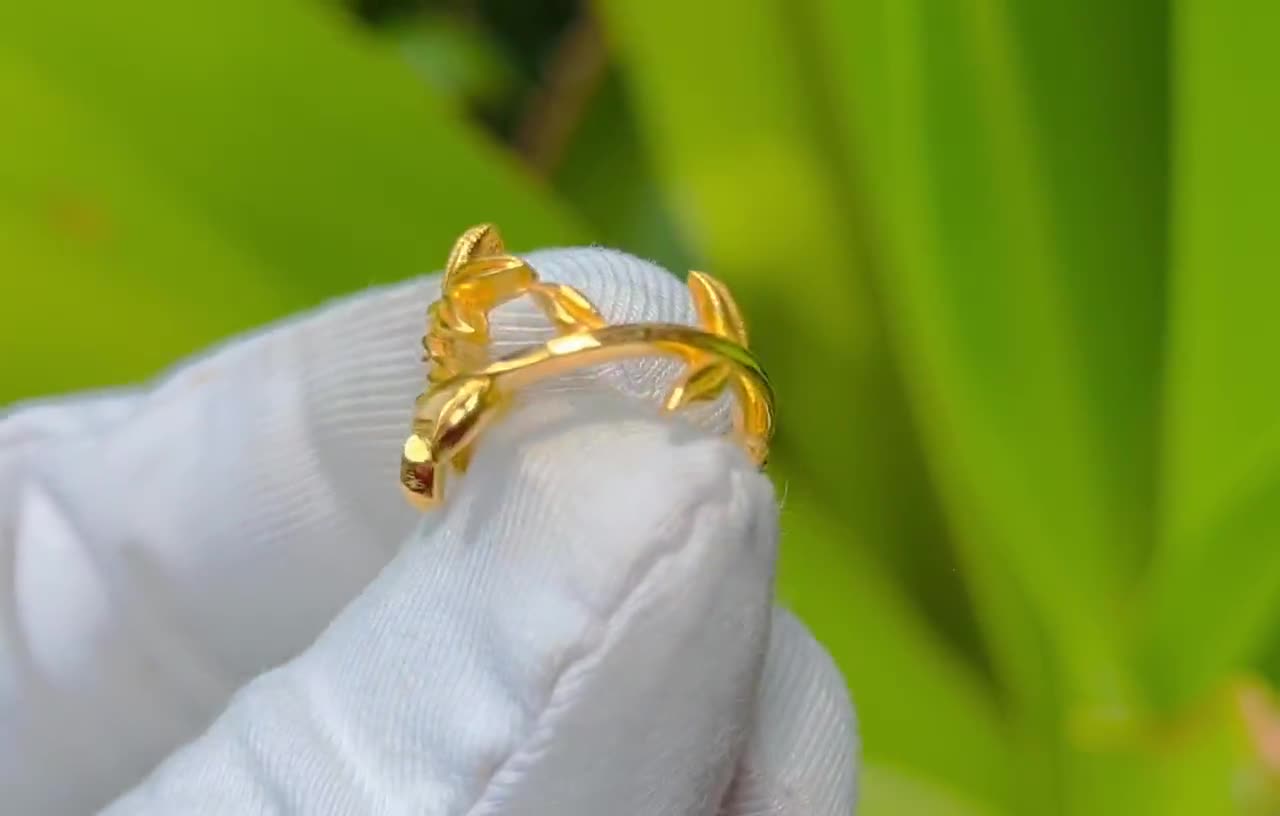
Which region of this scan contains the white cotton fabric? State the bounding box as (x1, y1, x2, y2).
(0, 248, 856, 814)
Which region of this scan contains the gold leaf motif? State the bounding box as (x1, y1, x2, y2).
(444, 223, 505, 284)
(687, 270, 748, 345)
(665, 360, 733, 411)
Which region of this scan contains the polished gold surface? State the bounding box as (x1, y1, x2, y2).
(401, 224, 775, 509)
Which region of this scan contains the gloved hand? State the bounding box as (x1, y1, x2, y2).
(0, 247, 857, 815)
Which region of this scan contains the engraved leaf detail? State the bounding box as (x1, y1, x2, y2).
(687, 270, 748, 345)
(665, 360, 733, 411)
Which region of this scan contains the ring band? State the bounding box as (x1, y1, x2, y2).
(400, 224, 775, 510)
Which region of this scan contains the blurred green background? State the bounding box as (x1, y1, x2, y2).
(3, 0, 1278, 812)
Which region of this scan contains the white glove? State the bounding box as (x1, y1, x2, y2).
(0, 247, 857, 815)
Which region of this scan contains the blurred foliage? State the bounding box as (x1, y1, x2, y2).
(2, 0, 1279, 812)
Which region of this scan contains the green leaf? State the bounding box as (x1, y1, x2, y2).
(553, 70, 696, 271)
(806, 0, 1166, 713)
(383, 13, 520, 113)
(860, 763, 1007, 816)
(779, 492, 1012, 806)
(1145, 0, 1280, 709)
(1066, 679, 1280, 816)
(0, 0, 579, 403)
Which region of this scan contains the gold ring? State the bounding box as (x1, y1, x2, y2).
(399, 224, 775, 510)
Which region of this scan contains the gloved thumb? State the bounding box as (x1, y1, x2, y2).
(103, 392, 779, 815)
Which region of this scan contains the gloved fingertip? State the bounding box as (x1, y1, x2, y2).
(720, 607, 858, 815)
(104, 395, 781, 816)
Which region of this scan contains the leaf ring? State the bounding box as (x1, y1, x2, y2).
(400, 224, 775, 510)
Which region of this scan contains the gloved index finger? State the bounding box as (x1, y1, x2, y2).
(101, 393, 779, 816)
